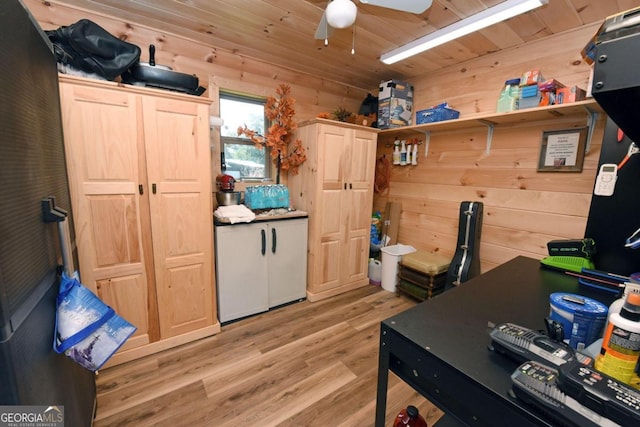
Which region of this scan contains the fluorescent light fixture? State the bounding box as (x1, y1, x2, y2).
(380, 0, 548, 64)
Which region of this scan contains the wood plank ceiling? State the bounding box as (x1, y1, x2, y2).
(46, 1, 637, 90)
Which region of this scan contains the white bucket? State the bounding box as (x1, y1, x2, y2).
(380, 244, 416, 292)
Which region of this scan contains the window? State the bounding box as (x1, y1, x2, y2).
(219, 92, 270, 180)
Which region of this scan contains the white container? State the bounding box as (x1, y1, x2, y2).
(393, 142, 401, 165)
(608, 281, 640, 321)
(596, 293, 640, 385)
(400, 140, 407, 165)
(368, 259, 382, 286)
(548, 292, 608, 349)
(380, 244, 416, 292)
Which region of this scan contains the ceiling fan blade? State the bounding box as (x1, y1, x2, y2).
(360, 0, 433, 14)
(314, 11, 335, 40)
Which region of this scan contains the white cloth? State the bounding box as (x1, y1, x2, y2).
(214, 204, 256, 224)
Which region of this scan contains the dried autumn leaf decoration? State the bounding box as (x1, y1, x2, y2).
(237, 84, 307, 183)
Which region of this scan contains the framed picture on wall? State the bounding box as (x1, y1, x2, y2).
(537, 128, 588, 172)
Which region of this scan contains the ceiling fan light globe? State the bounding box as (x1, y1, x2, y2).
(326, 0, 357, 29)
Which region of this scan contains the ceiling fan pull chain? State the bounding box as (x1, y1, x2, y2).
(351, 23, 356, 55)
(324, 12, 329, 46)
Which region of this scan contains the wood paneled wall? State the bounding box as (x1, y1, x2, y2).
(23, 0, 369, 183)
(374, 23, 607, 272)
(26, 0, 608, 273)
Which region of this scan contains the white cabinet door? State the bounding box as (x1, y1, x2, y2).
(215, 223, 269, 322)
(268, 218, 308, 307)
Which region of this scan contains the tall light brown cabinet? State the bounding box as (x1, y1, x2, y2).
(59, 75, 219, 365)
(289, 119, 377, 301)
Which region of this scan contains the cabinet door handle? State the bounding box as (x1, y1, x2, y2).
(344, 182, 347, 190)
(261, 229, 266, 256)
(152, 183, 157, 194)
(138, 184, 143, 195)
(272, 228, 277, 254)
(350, 183, 353, 190)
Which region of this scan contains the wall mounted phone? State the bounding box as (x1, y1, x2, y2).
(594, 163, 618, 196)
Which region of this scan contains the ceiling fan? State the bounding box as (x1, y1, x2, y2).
(314, 0, 433, 41)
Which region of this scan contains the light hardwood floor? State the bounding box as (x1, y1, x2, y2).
(93, 285, 443, 426)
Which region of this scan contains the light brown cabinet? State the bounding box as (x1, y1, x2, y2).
(289, 119, 377, 301)
(59, 75, 218, 365)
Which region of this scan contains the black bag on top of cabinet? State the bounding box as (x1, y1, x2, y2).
(121, 44, 206, 96)
(46, 19, 141, 81)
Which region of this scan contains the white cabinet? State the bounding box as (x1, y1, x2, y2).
(215, 222, 269, 322)
(267, 218, 309, 307)
(215, 217, 308, 322)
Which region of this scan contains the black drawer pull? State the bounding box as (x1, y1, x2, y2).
(272, 228, 277, 253)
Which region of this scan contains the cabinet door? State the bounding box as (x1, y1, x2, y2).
(314, 124, 348, 292)
(142, 96, 215, 338)
(268, 219, 308, 307)
(59, 82, 155, 349)
(215, 224, 269, 322)
(341, 129, 377, 285)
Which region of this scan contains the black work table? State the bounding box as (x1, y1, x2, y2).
(375, 256, 616, 426)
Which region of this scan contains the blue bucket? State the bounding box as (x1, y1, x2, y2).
(549, 292, 608, 350)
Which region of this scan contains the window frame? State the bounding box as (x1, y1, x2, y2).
(219, 91, 272, 180)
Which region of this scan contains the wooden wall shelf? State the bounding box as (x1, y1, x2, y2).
(379, 99, 603, 136)
(379, 99, 604, 154)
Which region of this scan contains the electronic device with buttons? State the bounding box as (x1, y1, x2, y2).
(511, 360, 621, 427)
(557, 362, 640, 426)
(594, 163, 618, 196)
(489, 323, 579, 367)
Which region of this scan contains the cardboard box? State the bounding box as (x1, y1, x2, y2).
(378, 80, 414, 129)
(539, 91, 556, 107)
(521, 84, 540, 98)
(556, 86, 587, 104)
(538, 79, 565, 93)
(539, 91, 555, 107)
(383, 201, 402, 246)
(518, 95, 540, 110)
(517, 84, 540, 109)
(581, 36, 597, 65)
(520, 69, 543, 86)
(537, 79, 564, 106)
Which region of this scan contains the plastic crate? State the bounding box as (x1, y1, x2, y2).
(416, 106, 460, 124)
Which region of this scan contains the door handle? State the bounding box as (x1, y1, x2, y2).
(139, 184, 143, 195)
(272, 227, 277, 254)
(152, 183, 157, 194)
(261, 229, 266, 256)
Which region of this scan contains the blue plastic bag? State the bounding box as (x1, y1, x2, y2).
(53, 273, 136, 371)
